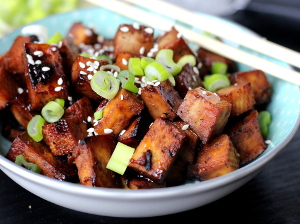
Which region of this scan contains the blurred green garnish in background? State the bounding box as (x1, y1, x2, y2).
(0, 0, 79, 35)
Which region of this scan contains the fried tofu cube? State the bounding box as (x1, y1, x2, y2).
(129, 118, 186, 183)
(67, 22, 98, 46)
(94, 88, 144, 135)
(74, 135, 120, 188)
(6, 132, 77, 181)
(226, 110, 267, 165)
(196, 47, 237, 77)
(3, 35, 38, 84)
(178, 86, 232, 144)
(0, 67, 18, 110)
(141, 80, 182, 120)
(216, 83, 255, 117)
(118, 110, 153, 148)
(24, 43, 69, 111)
(113, 24, 154, 58)
(1, 108, 25, 142)
(42, 97, 93, 156)
(165, 120, 200, 186)
(121, 171, 166, 189)
(155, 27, 195, 62)
(10, 91, 37, 128)
(189, 134, 240, 181)
(230, 69, 272, 105)
(174, 63, 203, 98)
(71, 55, 109, 101)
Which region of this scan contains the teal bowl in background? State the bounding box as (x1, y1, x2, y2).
(0, 7, 299, 217)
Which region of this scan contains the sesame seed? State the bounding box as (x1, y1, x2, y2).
(120, 26, 129, 32)
(97, 35, 104, 43)
(133, 22, 140, 30)
(139, 46, 145, 55)
(144, 27, 154, 34)
(153, 81, 161, 86)
(80, 71, 87, 75)
(202, 91, 207, 95)
(26, 54, 35, 65)
(55, 87, 62, 92)
(193, 66, 199, 75)
(86, 61, 92, 66)
(79, 62, 85, 68)
(120, 129, 126, 136)
(42, 67, 50, 71)
(51, 47, 57, 51)
(104, 128, 113, 134)
(85, 29, 93, 36)
(35, 60, 41, 65)
(57, 78, 63, 85)
(58, 41, 62, 48)
(147, 52, 154, 57)
(138, 88, 142, 95)
(87, 66, 94, 72)
(182, 124, 189, 130)
(87, 116, 92, 122)
(122, 58, 128, 65)
(214, 93, 218, 96)
(234, 83, 238, 86)
(94, 61, 100, 67)
(87, 127, 95, 133)
(33, 51, 43, 57)
(88, 74, 93, 80)
(114, 72, 118, 77)
(120, 94, 124, 100)
(17, 87, 24, 94)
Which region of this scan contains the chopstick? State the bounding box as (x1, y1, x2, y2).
(84, 0, 300, 86)
(124, 0, 300, 69)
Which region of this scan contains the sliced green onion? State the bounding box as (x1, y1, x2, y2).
(41, 101, 64, 123)
(55, 98, 65, 108)
(258, 111, 271, 139)
(79, 53, 93, 58)
(27, 115, 45, 142)
(46, 32, 63, 45)
(211, 62, 228, 75)
(94, 110, 103, 120)
(155, 49, 182, 76)
(100, 64, 120, 73)
(106, 142, 135, 175)
(128, 58, 144, 76)
(144, 61, 170, 82)
(96, 55, 113, 64)
(177, 54, 197, 67)
(140, 57, 155, 70)
(91, 71, 120, 99)
(15, 155, 41, 173)
(203, 74, 230, 92)
(117, 70, 139, 93)
(168, 73, 176, 86)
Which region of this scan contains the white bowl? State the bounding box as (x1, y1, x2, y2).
(0, 7, 299, 217)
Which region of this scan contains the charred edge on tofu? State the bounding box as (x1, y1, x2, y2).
(145, 150, 152, 171)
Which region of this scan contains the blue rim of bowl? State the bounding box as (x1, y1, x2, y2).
(0, 7, 299, 201)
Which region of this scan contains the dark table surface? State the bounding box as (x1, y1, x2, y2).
(1, 1, 300, 223)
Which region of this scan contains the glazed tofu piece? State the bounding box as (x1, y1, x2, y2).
(118, 110, 153, 148)
(177, 86, 232, 144)
(42, 97, 93, 156)
(121, 171, 166, 189)
(3, 35, 38, 84)
(10, 91, 37, 128)
(129, 118, 186, 183)
(165, 120, 200, 186)
(189, 134, 240, 181)
(216, 83, 255, 117)
(71, 55, 109, 101)
(196, 47, 237, 77)
(6, 132, 77, 181)
(230, 69, 272, 105)
(1, 109, 24, 142)
(155, 27, 195, 62)
(113, 24, 154, 58)
(24, 43, 69, 111)
(74, 134, 120, 188)
(0, 67, 18, 110)
(174, 63, 203, 98)
(141, 80, 182, 120)
(67, 22, 98, 46)
(94, 88, 144, 135)
(226, 110, 267, 165)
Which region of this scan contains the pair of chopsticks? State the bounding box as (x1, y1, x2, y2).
(85, 0, 300, 86)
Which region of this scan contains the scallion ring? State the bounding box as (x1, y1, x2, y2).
(100, 64, 120, 73)
(128, 58, 144, 76)
(144, 61, 170, 82)
(46, 32, 63, 45)
(117, 70, 139, 93)
(41, 101, 64, 123)
(140, 57, 155, 70)
(91, 71, 120, 99)
(15, 155, 41, 173)
(27, 115, 45, 142)
(94, 110, 103, 120)
(155, 49, 182, 76)
(211, 62, 228, 75)
(177, 54, 197, 67)
(203, 74, 230, 92)
(97, 55, 113, 64)
(258, 111, 271, 139)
